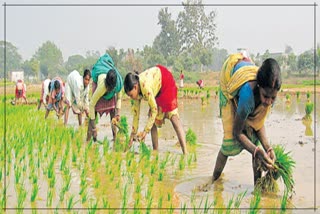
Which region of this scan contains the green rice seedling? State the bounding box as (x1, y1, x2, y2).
(167, 192, 171, 201)
(102, 197, 109, 208)
(303, 100, 314, 120)
(30, 184, 39, 202)
(72, 149, 77, 163)
(187, 153, 193, 166)
(226, 196, 234, 214)
(66, 195, 77, 211)
(134, 197, 141, 213)
(306, 91, 311, 99)
(146, 196, 153, 214)
(46, 188, 53, 207)
(81, 189, 88, 204)
(140, 142, 151, 159)
(296, 91, 300, 99)
(234, 191, 247, 208)
(201, 96, 206, 105)
(280, 191, 289, 213)
(179, 155, 185, 170)
(158, 170, 164, 181)
(158, 195, 163, 208)
(256, 144, 295, 194)
(285, 93, 291, 102)
(49, 173, 56, 188)
(249, 190, 261, 214)
(114, 116, 130, 151)
(122, 184, 129, 213)
(17, 186, 27, 209)
(160, 152, 170, 170)
(204, 194, 216, 213)
(88, 199, 98, 214)
(59, 188, 66, 202)
(186, 128, 197, 146)
(180, 202, 187, 214)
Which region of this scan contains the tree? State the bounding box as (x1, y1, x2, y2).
(176, 0, 218, 51)
(211, 48, 228, 71)
(153, 7, 181, 64)
(33, 41, 66, 77)
(65, 54, 85, 72)
(0, 41, 23, 79)
(297, 50, 314, 75)
(287, 53, 297, 76)
(176, 0, 218, 71)
(22, 58, 40, 80)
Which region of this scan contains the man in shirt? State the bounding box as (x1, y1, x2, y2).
(64, 69, 91, 125)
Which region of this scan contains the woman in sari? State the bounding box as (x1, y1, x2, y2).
(212, 53, 281, 185)
(124, 65, 187, 154)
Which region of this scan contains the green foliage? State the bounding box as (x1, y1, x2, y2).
(186, 128, 197, 146)
(0, 41, 23, 78)
(33, 41, 66, 77)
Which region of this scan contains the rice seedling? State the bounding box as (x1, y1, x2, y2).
(186, 128, 197, 146)
(102, 197, 109, 208)
(30, 184, 39, 202)
(66, 194, 77, 211)
(121, 183, 129, 211)
(179, 155, 185, 170)
(88, 199, 98, 214)
(46, 188, 53, 207)
(303, 100, 314, 121)
(158, 170, 164, 181)
(81, 188, 88, 204)
(306, 91, 311, 99)
(17, 186, 27, 209)
(249, 190, 261, 214)
(255, 144, 295, 194)
(158, 195, 163, 208)
(296, 91, 300, 99)
(280, 191, 289, 213)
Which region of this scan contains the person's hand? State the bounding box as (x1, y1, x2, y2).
(266, 147, 276, 164)
(254, 147, 275, 170)
(137, 131, 147, 142)
(126, 132, 136, 150)
(86, 119, 97, 142)
(112, 115, 121, 125)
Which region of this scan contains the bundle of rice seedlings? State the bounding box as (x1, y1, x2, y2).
(113, 116, 129, 152)
(186, 128, 197, 146)
(256, 144, 295, 194)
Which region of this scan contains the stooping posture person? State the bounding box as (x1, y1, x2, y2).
(86, 53, 123, 142)
(13, 79, 28, 105)
(38, 78, 51, 110)
(45, 77, 65, 119)
(124, 65, 187, 154)
(212, 53, 281, 185)
(64, 69, 91, 126)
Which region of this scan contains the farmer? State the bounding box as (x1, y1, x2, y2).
(179, 70, 184, 88)
(45, 77, 65, 119)
(13, 79, 28, 105)
(196, 79, 204, 89)
(86, 53, 123, 143)
(37, 78, 51, 110)
(212, 53, 281, 185)
(64, 69, 91, 126)
(124, 65, 187, 154)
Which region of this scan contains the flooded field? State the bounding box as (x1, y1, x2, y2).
(1, 90, 319, 213)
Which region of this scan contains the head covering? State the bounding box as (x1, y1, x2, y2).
(91, 53, 123, 100)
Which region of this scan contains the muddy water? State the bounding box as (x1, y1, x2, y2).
(65, 93, 320, 210)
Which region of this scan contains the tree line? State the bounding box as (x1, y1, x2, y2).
(0, 0, 319, 81)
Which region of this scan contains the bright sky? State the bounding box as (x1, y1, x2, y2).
(0, 0, 319, 61)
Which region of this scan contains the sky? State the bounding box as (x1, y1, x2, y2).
(0, 0, 319, 61)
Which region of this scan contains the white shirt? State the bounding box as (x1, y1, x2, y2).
(65, 70, 89, 110)
(43, 78, 51, 104)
